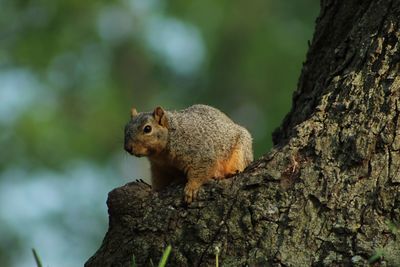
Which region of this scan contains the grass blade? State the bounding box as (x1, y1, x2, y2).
(32, 248, 43, 267)
(215, 246, 220, 267)
(131, 254, 137, 267)
(158, 245, 172, 267)
(368, 249, 384, 264)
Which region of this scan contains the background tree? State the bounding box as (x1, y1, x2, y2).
(86, 0, 400, 266)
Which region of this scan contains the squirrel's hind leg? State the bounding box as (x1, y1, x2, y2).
(216, 141, 249, 178)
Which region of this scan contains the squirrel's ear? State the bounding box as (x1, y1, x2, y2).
(131, 107, 138, 118)
(153, 106, 168, 127)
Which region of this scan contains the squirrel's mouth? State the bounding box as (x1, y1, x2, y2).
(126, 149, 144, 157)
(124, 142, 150, 157)
(127, 149, 145, 157)
(124, 144, 141, 157)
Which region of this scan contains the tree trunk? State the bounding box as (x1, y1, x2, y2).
(86, 0, 400, 266)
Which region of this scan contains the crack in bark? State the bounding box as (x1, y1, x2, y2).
(197, 177, 242, 267)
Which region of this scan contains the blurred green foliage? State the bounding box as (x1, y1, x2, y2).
(0, 0, 318, 265)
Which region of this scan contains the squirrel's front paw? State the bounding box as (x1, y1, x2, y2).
(184, 183, 199, 204)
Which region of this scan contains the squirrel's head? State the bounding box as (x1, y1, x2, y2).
(124, 106, 169, 157)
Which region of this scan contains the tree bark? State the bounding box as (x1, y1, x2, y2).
(86, 0, 400, 266)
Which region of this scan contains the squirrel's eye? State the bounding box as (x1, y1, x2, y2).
(143, 125, 152, 133)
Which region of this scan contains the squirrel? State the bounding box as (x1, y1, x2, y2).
(124, 104, 253, 203)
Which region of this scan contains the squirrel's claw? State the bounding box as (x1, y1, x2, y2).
(184, 184, 199, 204)
(134, 179, 152, 188)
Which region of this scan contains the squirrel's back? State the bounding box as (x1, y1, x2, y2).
(166, 104, 252, 171)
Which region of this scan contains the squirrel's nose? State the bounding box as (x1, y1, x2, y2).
(124, 143, 133, 154)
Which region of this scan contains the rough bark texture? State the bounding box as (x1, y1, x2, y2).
(86, 0, 400, 266)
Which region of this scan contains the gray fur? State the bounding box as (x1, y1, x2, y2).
(166, 104, 253, 169)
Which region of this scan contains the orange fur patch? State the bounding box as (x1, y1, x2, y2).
(213, 144, 245, 179)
